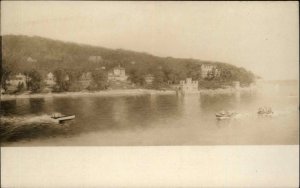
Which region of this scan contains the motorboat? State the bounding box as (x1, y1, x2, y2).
(51, 112, 75, 123)
(257, 107, 273, 116)
(215, 111, 237, 120)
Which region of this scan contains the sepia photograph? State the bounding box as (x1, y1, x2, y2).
(0, 1, 299, 187)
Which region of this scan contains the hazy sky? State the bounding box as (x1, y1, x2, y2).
(1, 1, 299, 80)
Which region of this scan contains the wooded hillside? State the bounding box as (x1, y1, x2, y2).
(1, 35, 255, 88)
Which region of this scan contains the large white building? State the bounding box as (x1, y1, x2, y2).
(108, 65, 128, 82)
(200, 64, 220, 79)
(179, 78, 199, 93)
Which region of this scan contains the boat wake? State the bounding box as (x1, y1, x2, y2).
(231, 113, 251, 119)
(217, 107, 297, 121)
(0, 114, 72, 143)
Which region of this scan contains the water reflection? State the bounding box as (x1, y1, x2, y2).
(29, 98, 45, 114)
(0, 100, 16, 115)
(181, 94, 201, 116)
(234, 91, 241, 102)
(16, 98, 31, 114)
(0, 80, 298, 145)
(200, 94, 236, 112)
(112, 97, 128, 125)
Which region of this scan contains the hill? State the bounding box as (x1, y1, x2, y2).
(1, 35, 255, 89)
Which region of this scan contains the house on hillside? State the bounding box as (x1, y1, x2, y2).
(178, 78, 199, 93)
(45, 72, 56, 86)
(108, 65, 128, 82)
(44, 72, 69, 85)
(79, 72, 93, 89)
(200, 64, 220, 79)
(42, 72, 56, 93)
(26, 57, 37, 63)
(144, 74, 154, 84)
(6, 73, 29, 92)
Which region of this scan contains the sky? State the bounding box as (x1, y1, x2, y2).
(1, 1, 299, 80)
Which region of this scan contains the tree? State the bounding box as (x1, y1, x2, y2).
(2, 35, 256, 90)
(128, 68, 145, 86)
(66, 69, 81, 92)
(16, 82, 25, 93)
(26, 70, 43, 93)
(53, 69, 70, 92)
(152, 70, 165, 89)
(91, 70, 108, 90)
(0, 65, 12, 90)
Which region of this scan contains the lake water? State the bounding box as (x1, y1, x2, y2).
(1, 80, 298, 146)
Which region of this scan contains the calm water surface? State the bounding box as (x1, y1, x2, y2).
(1, 81, 298, 146)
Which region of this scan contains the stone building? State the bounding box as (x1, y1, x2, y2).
(200, 64, 220, 79)
(179, 78, 199, 93)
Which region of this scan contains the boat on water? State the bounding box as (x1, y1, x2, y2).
(215, 111, 237, 120)
(51, 113, 75, 123)
(257, 107, 273, 117)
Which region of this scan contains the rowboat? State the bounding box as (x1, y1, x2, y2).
(51, 113, 75, 123)
(215, 111, 237, 120)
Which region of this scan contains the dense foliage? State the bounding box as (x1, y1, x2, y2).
(1, 35, 256, 91)
(25, 70, 43, 93)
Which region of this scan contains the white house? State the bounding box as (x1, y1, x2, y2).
(45, 72, 56, 86)
(108, 65, 128, 82)
(26, 57, 37, 63)
(200, 64, 220, 79)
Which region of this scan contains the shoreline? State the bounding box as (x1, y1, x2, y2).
(0, 89, 176, 101)
(0, 87, 257, 101)
(199, 86, 257, 95)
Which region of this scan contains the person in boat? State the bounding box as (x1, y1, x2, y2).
(258, 107, 264, 114)
(258, 107, 273, 114)
(51, 112, 63, 118)
(216, 110, 236, 117)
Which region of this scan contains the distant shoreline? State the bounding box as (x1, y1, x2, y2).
(0, 89, 176, 101)
(0, 87, 258, 101)
(199, 87, 256, 95)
